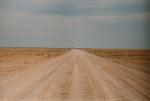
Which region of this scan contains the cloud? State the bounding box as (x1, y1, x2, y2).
(30, 0, 150, 16)
(83, 13, 150, 23)
(1, 0, 149, 16)
(2, 0, 63, 6)
(0, 0, 150, 48)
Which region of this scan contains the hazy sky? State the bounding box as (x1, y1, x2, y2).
(0, 0, 150, 48)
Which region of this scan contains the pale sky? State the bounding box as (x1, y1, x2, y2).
(0, 0, 150, 48)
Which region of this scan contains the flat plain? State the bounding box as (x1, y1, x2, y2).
(0, 48, 150, 101)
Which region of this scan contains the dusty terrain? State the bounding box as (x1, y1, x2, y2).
(0, 48, 150, 101)
(82, 48, 150, 74)
(0, 48, 69, 81)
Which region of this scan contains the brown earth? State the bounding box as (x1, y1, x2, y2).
(0, 48, 149, 101)
(0, 48, 69, 81)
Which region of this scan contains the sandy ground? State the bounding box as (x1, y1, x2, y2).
(0, 49, 149, 101)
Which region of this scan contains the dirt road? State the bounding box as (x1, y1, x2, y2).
(0, 49, 149, 101)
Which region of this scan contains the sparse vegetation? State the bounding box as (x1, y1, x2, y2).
(81, 48, 150, 74)
(0, 48, 69, 80)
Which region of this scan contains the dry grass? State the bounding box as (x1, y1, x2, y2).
(81, 48, 150, 74)
(0, 48, 69, 80)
